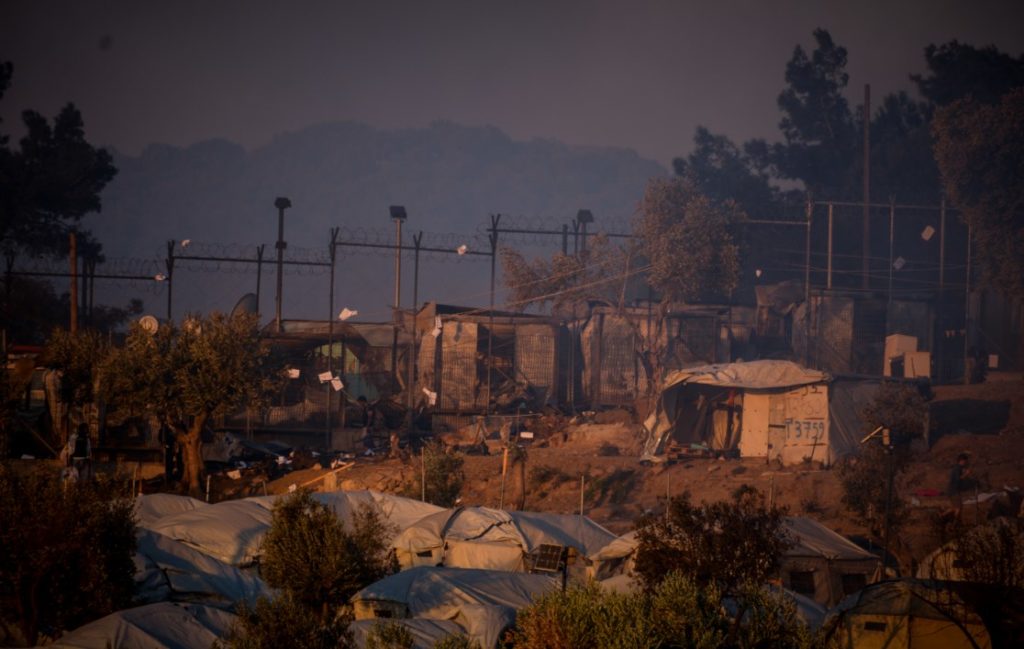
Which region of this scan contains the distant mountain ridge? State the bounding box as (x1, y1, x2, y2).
(90, 120, 666, 318)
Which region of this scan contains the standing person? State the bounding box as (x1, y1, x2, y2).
(67, 423, 93, 481)
(357, 396, 378, 453)
(947, 452, 973, 521)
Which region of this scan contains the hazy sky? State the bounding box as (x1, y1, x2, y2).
(3, 0, 1024, 167)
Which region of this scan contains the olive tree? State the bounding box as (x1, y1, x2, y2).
(102, 312, 282, 496)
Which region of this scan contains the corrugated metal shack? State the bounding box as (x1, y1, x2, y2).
(232, 320, 410, 435)
(578, 304, 748, 407)
(413, 303, 560, 426)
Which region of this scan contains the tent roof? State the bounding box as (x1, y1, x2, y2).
(147, 490, 444, 566)
(134, 494, 208, 529)
(134, 529, 268, 605)
(353, 565, 557, 647)
(353, 566, 557, 612)
(782, 517, 880, 561)
(51, 602, 236, 649)
(661, 360, 829, 391)
(828, 579, 986, 623)
(592, 519, 876, 564)
(392, 506, 617, 560)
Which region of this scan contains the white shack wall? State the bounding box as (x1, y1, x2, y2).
(738, 384, 830, 465)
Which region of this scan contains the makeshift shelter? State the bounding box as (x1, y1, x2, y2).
(823, 579, 992, 649)
(147, 490, 443, 566)
(146, 496, 276, 566)
(391, 506, 616, 578)
(134, 529, 268, 605)
(589, 517, 880, 608)
(414, 303, 560, 420)
(51, 602, 236, 649)
(134, 494, 209, 528)
(351, 566, 559, 648)
(642, 360, 843, 465)
(780, 516, 882, 607)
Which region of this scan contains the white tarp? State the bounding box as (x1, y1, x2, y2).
(392, 506, 617, 572)
(146, 490, 443, 566)
(352, 566, 558, 648)
(780, 516, 882, 606)
(134, 494, 209, 528)
(146, 496, 277, 566)
(51, 602, 236, 649)
(134, 529, 268, 605)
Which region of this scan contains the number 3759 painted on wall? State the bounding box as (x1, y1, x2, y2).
(786, 419, 825, 440)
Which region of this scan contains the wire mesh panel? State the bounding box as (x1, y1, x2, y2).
(440, 321, 478, 411)
(514, 324, 558, 405)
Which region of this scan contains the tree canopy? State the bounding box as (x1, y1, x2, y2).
(102, 312, 284, 495)
(633, 485, 790, 596)
(0, 61, 117, 258)
(635, 175, 745, 305)
(932, 88, 1024, 298)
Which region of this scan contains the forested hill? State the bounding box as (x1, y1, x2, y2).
(96, 120, 665, 255)
(90, 121, 665, 317)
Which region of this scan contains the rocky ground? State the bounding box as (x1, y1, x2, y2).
(262, 371, 1024, 571)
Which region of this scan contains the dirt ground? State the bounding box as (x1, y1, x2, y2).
(282, 371, 1024, 571)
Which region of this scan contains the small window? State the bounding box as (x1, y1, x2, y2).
(841, 573, 868, 595)
(416, 550, 434, 558)
(788, 571, 816, 597)
(373, 609, 393, 619)
(864, 621, 887, 632)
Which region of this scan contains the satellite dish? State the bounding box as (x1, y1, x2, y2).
(139, 315, 159, 333)
(230, 293, 258, 319)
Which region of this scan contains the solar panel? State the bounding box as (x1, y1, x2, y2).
(530, 544, 565, 573)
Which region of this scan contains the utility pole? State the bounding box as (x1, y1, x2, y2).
(327, 227, 339, 449)
(390, 206, 407, 398)
(274, 197, 291, 333)
(862, 83, 871, 291)
(963, 223, 972, 385)
(485, 214, 500, 414)
(804, 198, 812, 367)
(69, 232, 78, 333)
(165, 240, 175, 322)
(406, 232, 423, 434)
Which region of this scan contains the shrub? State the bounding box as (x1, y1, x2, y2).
(419, 440, 465, 507)
(510, 572, 816, 649)
(431, 633, 480, 649)
(259, 489, 398, 621)
(633, 485, 789, 595)
(215, 592, 350, 649)
(365, 620, 415, 649)
(528, 465, 572, 490)
(0, 465, 136, 646)
(837, 444, 908, 541)
(955, 520, 1024, 594)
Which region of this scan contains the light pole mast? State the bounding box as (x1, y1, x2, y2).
(274, 197, 291, 333)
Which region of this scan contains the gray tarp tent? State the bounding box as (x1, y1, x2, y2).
(589, 516, 880, 607)
(134, 529, 268, 605)
(392, 506, 617, 577)
(51, 602, 236, 649)
(351, 566, 558, 648)
(134, 494, 208, 528)
(145, 490, 444, 566)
